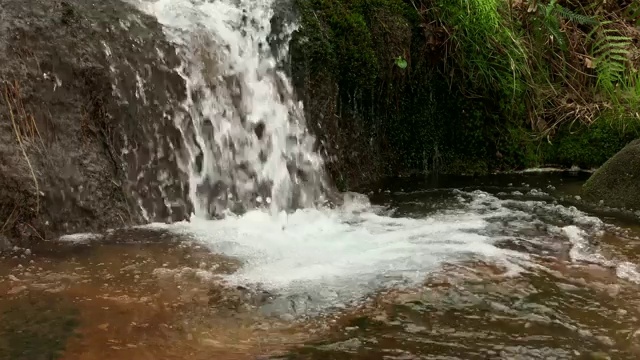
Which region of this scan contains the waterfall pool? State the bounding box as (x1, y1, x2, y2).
(2, 172, 640, 359)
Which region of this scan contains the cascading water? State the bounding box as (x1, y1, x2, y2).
(132, 0, 640, 317)
(138, 0, 327, 218)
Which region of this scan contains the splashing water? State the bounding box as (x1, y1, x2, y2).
(132, 0, 640, 317)
(135, 0, 518, 308)
(138, 0, 327, 218)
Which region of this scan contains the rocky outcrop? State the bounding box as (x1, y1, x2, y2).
(583, 139, 640, 210)
(0, 0, 190, 246)
(289, 0, 504, 190)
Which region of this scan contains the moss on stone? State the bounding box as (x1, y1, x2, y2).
(540, 117, 640, 169)
(583, 138, 640, 210)
(292, 0, 639, 183)
(293, 0, 514, 180)
(294, 0, 384, 88)
(495, 124, 542, 170)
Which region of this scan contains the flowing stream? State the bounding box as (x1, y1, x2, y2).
(2, 0, 640, 359)
(2, 173, 640, 359)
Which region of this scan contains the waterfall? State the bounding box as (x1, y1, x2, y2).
(130, 2, 640, 318)
(136, 0, 328, 218)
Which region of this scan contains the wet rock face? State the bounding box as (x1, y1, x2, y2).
(289, 2, 414, 191)
(0, 0, 191, 245)
(583, 139, 640, 210)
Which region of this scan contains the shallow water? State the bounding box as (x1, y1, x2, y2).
(2, 172, 640, 359)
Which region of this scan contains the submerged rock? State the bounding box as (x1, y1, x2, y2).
(0, 0, 191, 246)
(0, 293, 79, 359)
(583, 139, 640, 210)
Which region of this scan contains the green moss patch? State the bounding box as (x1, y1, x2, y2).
(541, 118, 640, 169)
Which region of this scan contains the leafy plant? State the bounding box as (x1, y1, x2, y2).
(394, 55, 407, 69)
(534, 0, 597, 51)
(433, 0, 530, 103)
(589, 21, 633, 94)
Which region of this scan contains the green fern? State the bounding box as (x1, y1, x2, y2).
(539, 1, 566, 50)
(589, 21, 633, 93)
(553, 4, 598, 26)
(536, 0, 598, 52)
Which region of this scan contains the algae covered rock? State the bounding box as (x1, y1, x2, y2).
(583, 139, 640, 210)
(290, 0, 499, 188)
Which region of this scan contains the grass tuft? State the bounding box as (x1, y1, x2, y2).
(416, 0, 640, 135)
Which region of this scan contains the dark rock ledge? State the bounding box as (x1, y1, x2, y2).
(0, 0, 191, 248)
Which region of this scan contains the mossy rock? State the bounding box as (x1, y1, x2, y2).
(540, 119, 640, 169)
(583, 139, 640, 210)
(292, 0, 640, 181)
(292, 0, 528, 181)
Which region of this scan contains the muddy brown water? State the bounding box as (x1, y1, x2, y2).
(2, 172, 640, 360)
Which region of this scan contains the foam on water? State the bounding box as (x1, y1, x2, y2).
(146, 193, 532, 313)
(513, 166, 593, 174)
(58, 233, 102, 243)
(166, 207, 516, 289)
(141, 187, 640, 314)
(131, 0, 640, 315)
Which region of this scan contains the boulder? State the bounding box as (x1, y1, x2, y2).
(0, 0, 191, 246)
(583, 139, 640, 210)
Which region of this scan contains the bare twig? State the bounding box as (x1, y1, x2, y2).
(0, 204, 19, 234)
(3, 83, 40, 214)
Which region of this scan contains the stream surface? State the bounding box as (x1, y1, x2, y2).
(2, 172, 640, 359)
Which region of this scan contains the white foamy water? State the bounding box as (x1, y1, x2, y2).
(58, 233, 102, 243)
(123, 185, 640, 316)
(167, 209, 516, 288)
(149, 194, 531, 313)
(156, 191, 640, 309)
(131, 0, 640, 315)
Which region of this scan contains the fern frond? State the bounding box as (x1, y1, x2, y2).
(587, 20, 613, 38)
(598, 48, 631, 57)
(591, 22, 633, 93)
(592, 39, 631, 54)
(536, 2, 567, 51)
(553, 5, 598, 25)
(534, 1, 597, 53)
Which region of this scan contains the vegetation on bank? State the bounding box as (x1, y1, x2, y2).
(292, 0, 640, 178)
